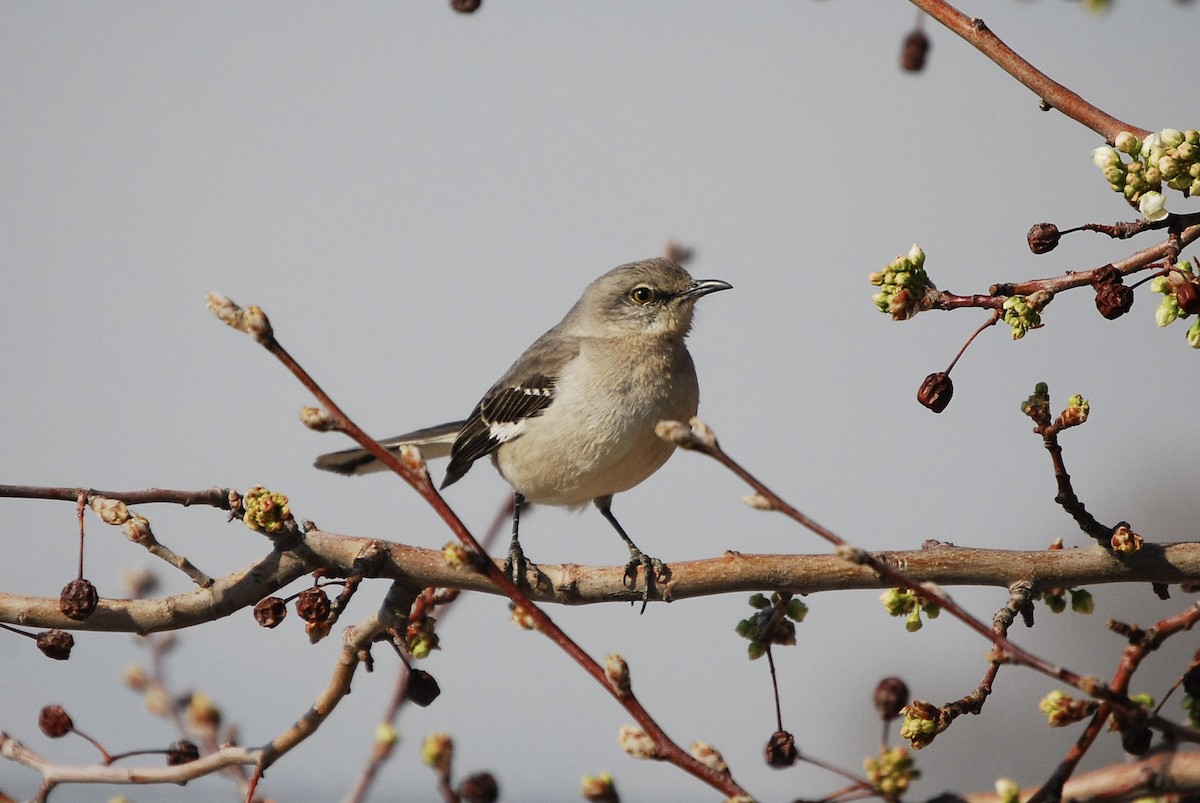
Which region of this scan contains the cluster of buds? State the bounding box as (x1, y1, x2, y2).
(405, 612, 440, 659)
(898, 700, 944, 748)
(734, 592, 807, 660)
(1092, 128, 1200, 221)
(880, 587, 940, 632)
(241, 486, 293, 534)
(1056, 393, 1091, 429)
(869, 244, 938, 321)
(1001, 291, 1051, 340)
(1150, 258, 1200, 348)
(580, 772, 618, 803)
(1038, 689, 1098, 727)
(863, 745, 920, 796)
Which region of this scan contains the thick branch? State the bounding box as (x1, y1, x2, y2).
(4, 535, 1199, 632)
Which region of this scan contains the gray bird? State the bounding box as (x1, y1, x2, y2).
(315, 258, 731, 609)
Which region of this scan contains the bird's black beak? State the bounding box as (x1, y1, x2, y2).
(680, 279, 733, 300)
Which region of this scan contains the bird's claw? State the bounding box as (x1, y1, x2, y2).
(503, 541, 536, 589)
(623, 549, 667, 614)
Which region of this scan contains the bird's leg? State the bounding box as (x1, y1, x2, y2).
(503, 492, 531, 587)
(595, 497, 665, 614)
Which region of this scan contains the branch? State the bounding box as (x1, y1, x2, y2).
(5, 533, 1200, 633)
(910, 0, 1147, 141)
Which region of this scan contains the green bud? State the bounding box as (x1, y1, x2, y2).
(1043, 591, 1066, 614)
(1159, 156, 1182, 179)
(1069, 589, 1094, 614)
(735, 619, 756, 639)
(904, 609, 923, 632)
(786, 599, 808, 622)
(1188, 319, 1200, 349)
(747, 641, 766, 661)
(749, 593, 770, 609)
(1156, 296, 1180, 327)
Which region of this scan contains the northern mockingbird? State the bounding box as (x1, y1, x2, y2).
(314, 258, 731, 607)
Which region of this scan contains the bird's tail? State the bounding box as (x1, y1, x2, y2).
(313, 420, 466, 476)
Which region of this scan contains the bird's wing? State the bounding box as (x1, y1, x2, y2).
(313, 420, 466, 476)
(440, 335, 580, 489)
(440, 374, 556, 488)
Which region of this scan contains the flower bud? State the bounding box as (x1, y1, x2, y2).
(605, 653, 632, 697)
(1092, 146, 1120, 169)
(1114, 131, 1141, 154)
(618, 725, 658, 760)
(1139, 190, 1167, 222)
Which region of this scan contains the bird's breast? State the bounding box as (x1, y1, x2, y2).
(494, 339, 699, 507)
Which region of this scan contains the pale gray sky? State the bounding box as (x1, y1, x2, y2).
(3, 3, 1199, 801)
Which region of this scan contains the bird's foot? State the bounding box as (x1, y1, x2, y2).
(502, 540, 536, 590)
(623, 549, 668, 615)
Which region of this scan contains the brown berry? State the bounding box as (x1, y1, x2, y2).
(1122, 726, 1152, 756)
(1176, 280, 1200, 315)
(900, 28, 930, 72)
(295, 586, 331, 623)
(1091, 265, 1134, 320)
(1027, 223, 1061, 254)
(36, 629, 75, 661)
(406, 668, 442, 708)
(458, 772, 499, 803)
(917, 371, 953, 413)
(874, 677, 910, 721)
(39, 705, 73, 738)
(59, 578, 99, 621)
(1183, 665, 1200, 698)
(166, 740, 201, 765)
(764, 729, 798, 768)
(253, 597, 288, 628)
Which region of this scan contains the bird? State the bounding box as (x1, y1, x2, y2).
(314, 257, 731, 609)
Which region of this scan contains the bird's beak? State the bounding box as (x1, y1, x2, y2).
(680, 279, 733, 300)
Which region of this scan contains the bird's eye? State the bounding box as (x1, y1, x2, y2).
(629, 285, 656, 305)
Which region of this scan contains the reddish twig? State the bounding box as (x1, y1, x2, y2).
(910, 0, 1146, 141)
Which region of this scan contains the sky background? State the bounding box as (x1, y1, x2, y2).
(3, 2, 1200, 801)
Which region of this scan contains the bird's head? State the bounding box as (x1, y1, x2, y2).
(574, 258, 732, 340)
